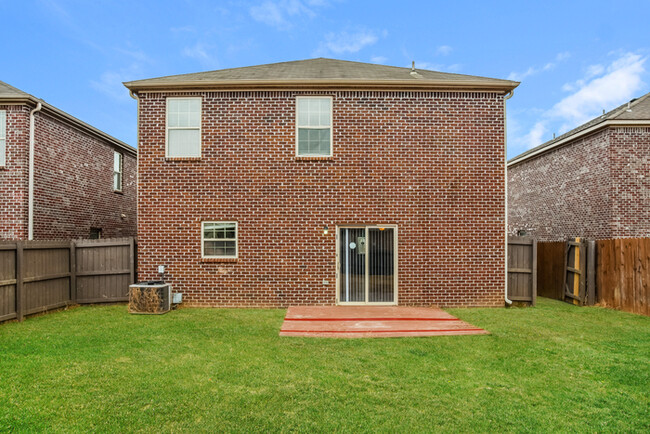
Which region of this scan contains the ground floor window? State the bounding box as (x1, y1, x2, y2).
(202, 222, 237, 258)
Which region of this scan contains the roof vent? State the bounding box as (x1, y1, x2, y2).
(410, 61, 422, 78)
(627, 101, 632, 112)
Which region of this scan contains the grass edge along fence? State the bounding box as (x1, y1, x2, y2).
(0, 237, 135, 322)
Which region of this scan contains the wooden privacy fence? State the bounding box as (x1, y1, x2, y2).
(0, 238, 135, 322)
(507, 237, 537, 305)
(537, 237, 649, 316)
(596, 238, 649, 316)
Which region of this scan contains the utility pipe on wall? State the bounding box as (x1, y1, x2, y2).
(503, 90, 514, 305)
(28, 102, 42, 240)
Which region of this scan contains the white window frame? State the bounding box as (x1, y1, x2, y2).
(201, 221, 238, 259)
(295, 96, 333, 157)
(166, 97, 202, 158)
(113, 151, 123, 192)
(0, 110, 6, 166)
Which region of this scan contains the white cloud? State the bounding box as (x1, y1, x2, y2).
(511, 52, 647, 153)
(436, 45, 453, 56)
(410, 61, 460, 73)
(523, 121, 548, 149)
(371, 55, 388, 64)
(313, 29, 378, 56)
(556, 51, 571, 61)
(249, 0, 323, 30)
(550, 52, 646, 125)
(507, 51, 571, 81)
(183, 42, 219, 69)
(91, 71, 132, 102)
(562, 63, 605, 92)
(90, 46, 151, 102)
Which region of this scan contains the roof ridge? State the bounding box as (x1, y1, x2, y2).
(123, 57, 518, 91)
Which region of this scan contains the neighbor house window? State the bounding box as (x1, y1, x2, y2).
(0, 110, 6, 166)
(296, 96, 332, 156)
(89, 228, 102, 239)
(113, 151, 123, 191)
(167, 97, 201, 158)
(202, 222, 238, 259)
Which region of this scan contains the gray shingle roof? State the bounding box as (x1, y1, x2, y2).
(509, 91, 650, 165)
(0, 80, 134, 154)
(124, 58, 518, 92)
(0, 80, 31, 98)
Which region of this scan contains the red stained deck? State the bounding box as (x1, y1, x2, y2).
(279, 306, 489, 338)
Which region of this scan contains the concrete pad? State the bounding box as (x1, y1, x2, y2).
(280, 306, 488, 338)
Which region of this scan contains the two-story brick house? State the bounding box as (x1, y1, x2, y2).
(508, 91, 650, 241)
(125, 58, 518, 307)
(0, 80, 136, 240)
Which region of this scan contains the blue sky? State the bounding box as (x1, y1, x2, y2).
(1, 0, 649, 158)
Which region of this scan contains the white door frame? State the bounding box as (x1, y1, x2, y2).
(335, 224, 398, 305)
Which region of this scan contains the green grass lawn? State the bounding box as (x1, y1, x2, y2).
(0, 298, 648, 433)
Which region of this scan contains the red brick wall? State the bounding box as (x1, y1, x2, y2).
(610, 127, 650, 237)
(0, 105, 30, 239)
(508, 126, 650, 241)
(0, 104, 136, 240)
(508, 129, 612, 241)
(32, 111, 136, 239)
(137, 90, 507, 307)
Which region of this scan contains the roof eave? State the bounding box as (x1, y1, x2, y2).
(508, 119, 650, 167)
(0, 96, 136, 155)
(124, 79, 519, 93)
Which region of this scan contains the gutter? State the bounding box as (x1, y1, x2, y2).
(28, 102, 42, 240)
(503, 90, 514, 306)
(123, 78, 519, 93)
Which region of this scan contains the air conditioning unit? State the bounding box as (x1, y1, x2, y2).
(129, 281, 172, 314)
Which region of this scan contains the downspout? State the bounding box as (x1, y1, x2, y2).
(503, 90, 514, 305)
(28, 101, 42, 240)
(129, 90, 140, 239)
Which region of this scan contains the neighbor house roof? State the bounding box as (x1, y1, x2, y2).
(508, 91, 650, 167)
(124, 58, 519, 93)
(0, 80, 135, 155)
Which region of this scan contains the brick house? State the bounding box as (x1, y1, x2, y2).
(508, 92, 650, 242)
(0, 80, 136, 240)
(124, 58, 518, 307)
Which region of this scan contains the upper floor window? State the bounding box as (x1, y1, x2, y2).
(167, 97, 201, 158)
(113, 151, 123, 191)
(296, 96, 332, 157)
(0, 110, 6, 166)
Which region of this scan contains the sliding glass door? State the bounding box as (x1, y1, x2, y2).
(338, 225, 397, 304)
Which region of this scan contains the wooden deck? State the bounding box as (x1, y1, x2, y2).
(279, 306, 489, 338)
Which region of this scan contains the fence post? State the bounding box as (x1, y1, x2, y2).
(532, 239, 537, 306)
(129, 237, 135, 284)
(70, 240, 77, 304)
(16, 241, 24, 322)
(587, 240, 596, 306)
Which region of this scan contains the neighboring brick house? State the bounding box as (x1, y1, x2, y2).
(508, 92, 650, 241)
(0, 81, 136, 240)
(124, 58, 518, 307)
